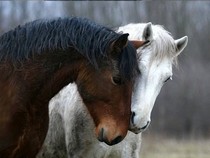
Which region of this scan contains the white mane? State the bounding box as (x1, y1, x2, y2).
(119, 23, 177, 65)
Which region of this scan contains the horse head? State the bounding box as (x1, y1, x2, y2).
(75, 33, 145, 144)
(118, 22, 188, 133)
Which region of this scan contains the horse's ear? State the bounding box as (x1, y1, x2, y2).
(174, 36, 188, 57)
(111, 33, 129, 51)
(142, 22, 153, 41)
(130, 40, 147, 49)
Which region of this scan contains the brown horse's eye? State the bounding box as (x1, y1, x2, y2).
(112, 76, 122, 85)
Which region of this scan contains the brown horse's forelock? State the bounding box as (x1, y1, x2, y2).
(0, 17, 139, 81)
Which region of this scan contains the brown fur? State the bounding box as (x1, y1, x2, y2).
(76, 63, 133, 143)
(0, 52, 84, 157)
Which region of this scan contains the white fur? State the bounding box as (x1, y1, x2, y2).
(37, 23, 188, 158)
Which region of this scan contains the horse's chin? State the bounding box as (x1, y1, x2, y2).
(128, 125, 148, 134)
(128, 127, 142, 134)
(97, 135, 123, 146)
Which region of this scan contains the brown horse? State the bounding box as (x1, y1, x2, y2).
(0, 17, 144, 157)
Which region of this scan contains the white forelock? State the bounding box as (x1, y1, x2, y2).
(118, 23, 178, 65)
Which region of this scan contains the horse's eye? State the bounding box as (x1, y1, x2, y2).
(112, 76, 122, 85)
(164, 76, 172, 83)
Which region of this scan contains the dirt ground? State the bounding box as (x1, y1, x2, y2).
(140, 134, 210, 158)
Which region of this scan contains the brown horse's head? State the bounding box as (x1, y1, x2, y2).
(76, 34, 145, 145)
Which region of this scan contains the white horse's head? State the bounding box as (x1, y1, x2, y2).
(118, 23, 188, 134)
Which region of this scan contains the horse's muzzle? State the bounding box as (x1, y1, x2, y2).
(97, 127, 123, 145)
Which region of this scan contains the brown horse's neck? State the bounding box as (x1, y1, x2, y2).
(0, 50, 88, 157)
(25, 50, 87, 103)
(1, 50, 86, 106)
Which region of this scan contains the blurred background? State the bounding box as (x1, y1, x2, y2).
(0, 1, 209, 158)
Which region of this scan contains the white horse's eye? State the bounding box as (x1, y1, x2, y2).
(164, 76, 172, 83)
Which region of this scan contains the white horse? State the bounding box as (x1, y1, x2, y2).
(37, 23, 188, 158)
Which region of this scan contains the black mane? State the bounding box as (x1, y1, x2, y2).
(0, 17, 139, 80)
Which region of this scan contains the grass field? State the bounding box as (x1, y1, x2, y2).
(140, 135, 210, 158)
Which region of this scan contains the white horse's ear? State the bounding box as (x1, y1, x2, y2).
(142, 22, 153, 41)
(174, 36, 188, 57)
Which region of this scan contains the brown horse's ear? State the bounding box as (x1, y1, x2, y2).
(130, 40, 147, 49)
(111, 33, 129, 52)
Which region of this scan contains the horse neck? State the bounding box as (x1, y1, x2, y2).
(1, 50, 87, 106)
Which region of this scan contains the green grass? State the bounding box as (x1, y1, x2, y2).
(140, 135, 210, 158)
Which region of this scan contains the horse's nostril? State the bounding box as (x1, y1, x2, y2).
(98, 128, 105, 142)
(131, 111, 136, 124)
